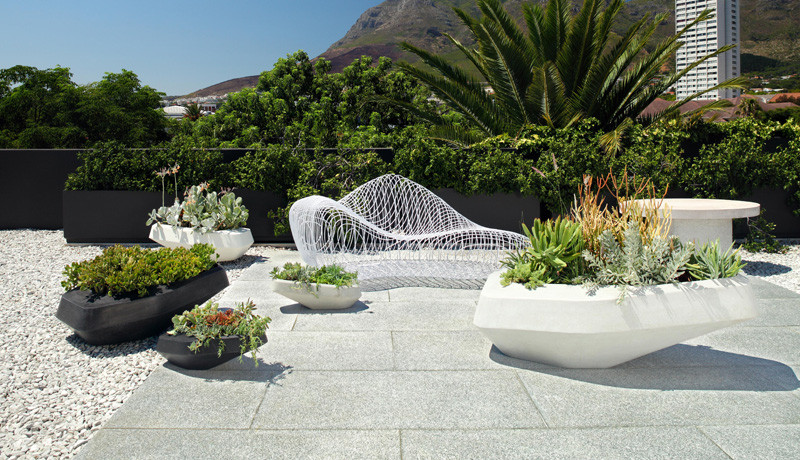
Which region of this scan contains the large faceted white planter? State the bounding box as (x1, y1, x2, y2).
(474, 271, 757, 368)
(271, 279, 361, 310)
(149, 224, 253, 262)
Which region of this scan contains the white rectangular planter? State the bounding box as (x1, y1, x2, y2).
(149, 224, 253, 262)
(474, 271, 757, 368)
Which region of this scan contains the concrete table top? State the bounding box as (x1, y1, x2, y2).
(644, 198, 761, 220)
(628, 198, 761, 247)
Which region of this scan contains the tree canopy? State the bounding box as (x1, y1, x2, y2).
(0, 66, 168, 148)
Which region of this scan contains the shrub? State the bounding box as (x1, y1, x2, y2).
(231, 144, 301, 195)
(62, 244, 217, 297)
(64, 138, 232, 192)
(168, 300, 271, 364)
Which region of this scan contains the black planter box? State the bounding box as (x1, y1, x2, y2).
(56, 265, 229, 345)
(63, 190, 162, 243)
(230, 189, 291, 243)
(156, 332, 267, 370)
(62, 189, 292, 244)
(433, 189, 541, 234)
(0, 149, 81, 229)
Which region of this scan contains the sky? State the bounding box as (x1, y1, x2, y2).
(0, 0, 381, 96)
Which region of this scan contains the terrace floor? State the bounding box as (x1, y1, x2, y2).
(76, 249, 800, 459)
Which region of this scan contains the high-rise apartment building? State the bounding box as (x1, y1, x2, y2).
(675, 0, 740, 100)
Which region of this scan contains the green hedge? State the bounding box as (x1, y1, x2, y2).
(65, 119, 800, 220)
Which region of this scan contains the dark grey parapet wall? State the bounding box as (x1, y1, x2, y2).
(4, 148, 800, 240)
(0, 150, 82, 229)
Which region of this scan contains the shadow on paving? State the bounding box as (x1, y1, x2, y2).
(163, 361, 293, 383)
(490, 345, 800, 391)
(279, 300, 371, 314)
(359, 276, 484, 291)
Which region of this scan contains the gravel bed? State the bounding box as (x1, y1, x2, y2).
(740, 243, 800, 293)
(0, 230, 290, 459)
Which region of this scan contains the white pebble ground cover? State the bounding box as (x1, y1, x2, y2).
(0, 229, 797, 459)
(0, 230, 285, 459)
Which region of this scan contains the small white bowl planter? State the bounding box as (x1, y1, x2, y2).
(149, 223, 253, 262)
(474, 271, 757, 369)
(271, 279, 361, 310)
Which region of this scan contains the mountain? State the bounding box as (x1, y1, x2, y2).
(184, 75, 260, 98)
(319, 0, 800, 74)
(187, 0, 800, 96)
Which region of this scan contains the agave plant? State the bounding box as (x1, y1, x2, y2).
(397, 0, 748, 146)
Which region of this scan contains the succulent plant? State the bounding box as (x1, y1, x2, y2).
(146, 183, 249, 233)
(686, 240, 746, 280)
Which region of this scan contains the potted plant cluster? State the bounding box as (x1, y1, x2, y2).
(147, 171, 253, 261)
(57, 244, 228, 345)
(270, 263, 361, 310)
(474, 174, 757, 369)
(156, 300, 271, 370)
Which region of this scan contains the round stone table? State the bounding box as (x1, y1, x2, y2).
(628, 198, 760, 248)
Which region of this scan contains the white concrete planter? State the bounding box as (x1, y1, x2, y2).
(271, 279, 361, 310)
(148, 223, 253, 262)
(474, 271, 757, 368)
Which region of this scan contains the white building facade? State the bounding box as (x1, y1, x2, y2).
(675, 0, 740, 100)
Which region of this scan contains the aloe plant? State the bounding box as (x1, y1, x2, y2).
(501, 217, 584, 289)
(686, 240, 746, 280)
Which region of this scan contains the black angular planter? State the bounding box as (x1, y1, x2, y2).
(56, 265, 229, 345)
(156, 332, 267, 370)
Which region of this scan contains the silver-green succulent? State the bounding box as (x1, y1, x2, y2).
(146, 184, 249, 233)
(582, 222, 693, 302)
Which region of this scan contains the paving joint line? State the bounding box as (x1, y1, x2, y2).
(695, 426, 735, 460)
(246, 379, 271, 430)
(512, 369, 550, 429)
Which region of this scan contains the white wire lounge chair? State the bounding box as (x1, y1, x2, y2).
(289, 174, 529, 289)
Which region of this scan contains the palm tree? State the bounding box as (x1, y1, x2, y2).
(397, 0, 748, 147)
(734, 97, 764, 119)
(184, 103, 202, 121)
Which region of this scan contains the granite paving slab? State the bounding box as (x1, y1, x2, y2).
(215, 331, 395, 371)
(102, 369, 288, 430)
(515, 365, 800, 428)
(76, 429, 400, 460)
(289, 300, 477, 332)
(391, 330, 499, 370)
(400, 427, 732, 460)
(251, 370, 547, 430)
(699, 424, 800, 460)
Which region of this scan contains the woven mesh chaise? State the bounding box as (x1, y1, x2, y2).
(289, 174, 529, 289)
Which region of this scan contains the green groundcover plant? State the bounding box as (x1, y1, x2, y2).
(168, 300, 271, 364)
(62, 244, 217, 298)
(270, 263, 358, 292)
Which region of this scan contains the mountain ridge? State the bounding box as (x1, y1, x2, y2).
(186, 0, 800, 96)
